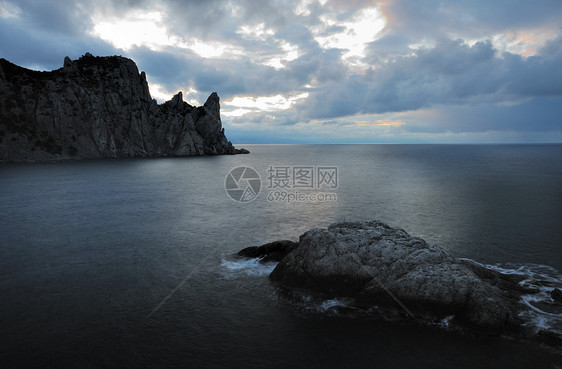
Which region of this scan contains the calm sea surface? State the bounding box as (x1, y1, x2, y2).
(1, 144, 561, 368)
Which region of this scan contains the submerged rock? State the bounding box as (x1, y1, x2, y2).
(0, 54, 248, 162)
(552, 288, 562, 303)
(267, 220, 529, 333)
(237, 240, 298, 262)
(234, 148, 250, 154)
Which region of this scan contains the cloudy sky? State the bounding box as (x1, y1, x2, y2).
(1, 0, 562, 143)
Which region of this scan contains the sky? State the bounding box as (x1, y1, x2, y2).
(1, 0, 562, 144)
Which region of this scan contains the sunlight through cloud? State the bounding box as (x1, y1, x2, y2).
(262, 42, 300, 69)
(491, 27, 558, 57)
(91, 9, 244, 59)
(312, 7, 386, 65)
(237, 22, 275, 39)
(223, 93, 309, 117)
(91, 10, 170, 50)
(0, 0, 20, 18)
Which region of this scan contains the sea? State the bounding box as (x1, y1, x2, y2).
(1, 144, 561, 368)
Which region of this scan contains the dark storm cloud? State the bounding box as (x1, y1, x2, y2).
(127, 46, 247, 99)
(378, 0, 562, 39)
(159, 0, 295, 41)
(127, 45, 335, 100)
(0, 7, 118, 70)
(402, 97, 562, 134)
(295, 37, 562, 125)
(363, 0, 562, 75)
(6, 0, 93, 34)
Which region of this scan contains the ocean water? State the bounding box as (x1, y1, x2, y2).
(1, 144, 561, 368)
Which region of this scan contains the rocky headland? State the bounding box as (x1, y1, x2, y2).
(238, 220, 562, 342)
(0, 53, 248, 162)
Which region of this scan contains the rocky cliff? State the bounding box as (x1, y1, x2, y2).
(0, 53, 248, 162)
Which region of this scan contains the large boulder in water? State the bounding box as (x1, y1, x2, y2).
(269, 220, 527, 332)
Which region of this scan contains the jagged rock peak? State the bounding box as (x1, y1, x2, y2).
(170, 91, 184, 108)
(204, 91, 220, 115)
(205, 91, 219, 106)
(63, 56, 73, 68)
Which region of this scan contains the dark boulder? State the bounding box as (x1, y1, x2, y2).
(237, 240, 298, 262)
(552, 288, 562, 303)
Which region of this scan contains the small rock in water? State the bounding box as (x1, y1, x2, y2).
(551, 288, 562, 303)
(237, 240, 298, 262)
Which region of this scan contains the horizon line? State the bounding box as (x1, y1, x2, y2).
(235, 142, 562, 145)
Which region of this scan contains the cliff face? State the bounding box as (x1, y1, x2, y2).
(0, 53, 247, 162)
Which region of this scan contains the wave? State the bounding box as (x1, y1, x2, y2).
(280, 292, 358, 316)
(467, 260, 562, 336)
(220, 257, 278, 278)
